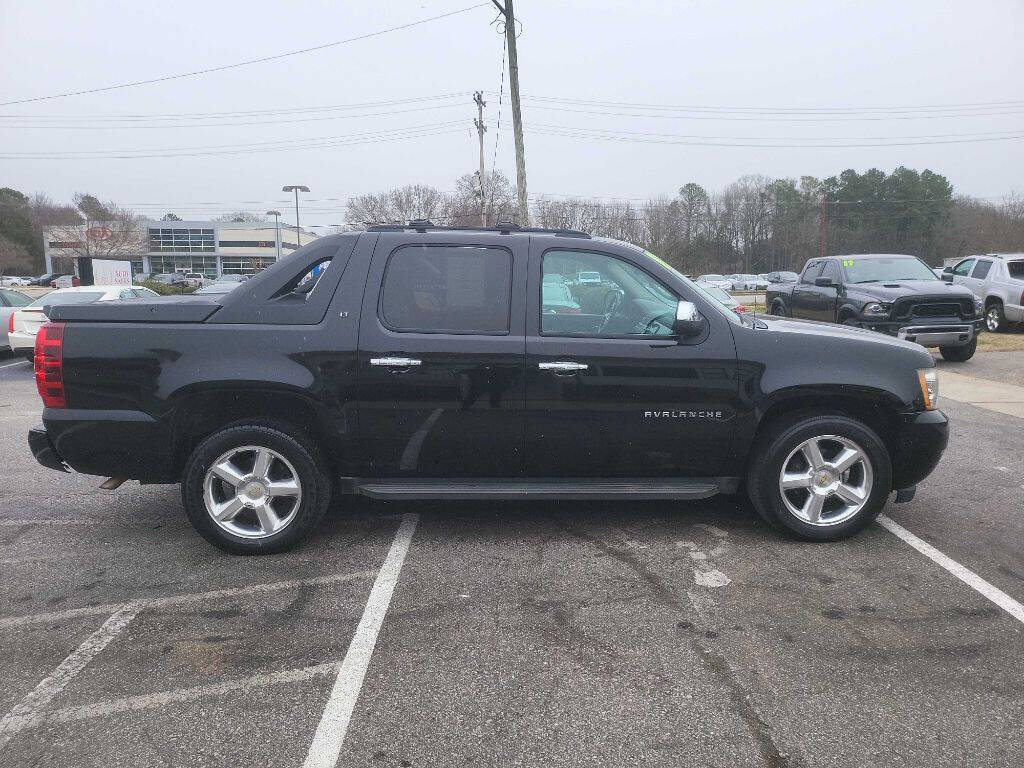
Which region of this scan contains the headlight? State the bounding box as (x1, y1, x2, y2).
(862, 302, 891, 316)
(917, 369, 939, 410)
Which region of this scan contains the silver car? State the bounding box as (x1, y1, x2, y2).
(946, 253, 1024, 332)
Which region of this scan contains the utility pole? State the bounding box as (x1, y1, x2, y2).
(473, 91, 488, 226)
(282, 185, 309, 249)
(819, 192, 827, 258)
(492, 0, 529, 225)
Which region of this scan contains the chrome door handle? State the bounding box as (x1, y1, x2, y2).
(370, 356, 422, 367)
(538, 361, 588, 372)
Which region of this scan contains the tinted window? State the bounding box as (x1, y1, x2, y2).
(541, 250, 678, 337)
(1008, 261, 1024, 278)
(33, 291, 106, 306)
(971, 260, 992, 279)
(380, 245, 512, 334)
(800, 262, 823, 283)
(952, 258, 975, 277)
(0, 289, 32, 307)
(820, 261, 841, 283)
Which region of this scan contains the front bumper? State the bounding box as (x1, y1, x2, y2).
(891, 409, 949, 490)
(857, 318, 983, 347)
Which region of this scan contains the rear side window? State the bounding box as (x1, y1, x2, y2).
(380, 244, 512, 334)
(1009, 261, 1024, 279)
(971, 260, 992, 279)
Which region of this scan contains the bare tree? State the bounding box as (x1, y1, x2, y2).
(46, 197, 146, 266)
(345, 184, 451, 229)
(213, 212, 268, 223)
(0, 234, 33, 277)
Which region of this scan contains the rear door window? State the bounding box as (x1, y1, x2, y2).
(971, 260, 992, 280)
(380, 244, 512, 334)
(1008, 261, 1024, 279)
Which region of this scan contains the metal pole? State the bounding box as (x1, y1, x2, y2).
(494, 0, 529, 226)
(474, 91, 488, 226)
(293, 189, 301, 248)
(819, 192, 827, 258)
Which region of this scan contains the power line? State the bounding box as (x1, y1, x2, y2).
(0, 4, 488, 107)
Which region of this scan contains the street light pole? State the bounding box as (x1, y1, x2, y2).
(282, 185, 310, 250)
(266, 210, 282, 261)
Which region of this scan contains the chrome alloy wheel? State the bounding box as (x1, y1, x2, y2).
(202, 445, 302, 539)
(778, 435, 873, 526)
(986, 307, 1001, 332)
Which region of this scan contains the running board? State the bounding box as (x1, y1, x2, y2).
(349, 477, 737, 501)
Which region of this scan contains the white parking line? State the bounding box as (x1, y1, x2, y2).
(45, 662, 339, 727)
(303, 513, 419, 768)
(0, 519, 107, 526)
(0, 360, 30, 370)
(0, 570, 375, 630)
(0, 607, 138, 750)
(878, 515, 1024, 625)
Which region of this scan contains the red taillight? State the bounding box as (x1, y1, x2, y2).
(34, 321, 66, 408)
(1020, 289, 1024, 305)
(6, 312, 13, 334)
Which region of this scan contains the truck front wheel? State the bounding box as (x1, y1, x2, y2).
(747, 414, 892, 541)
(181, 423, 331, 554)
(939, 337, 977, 362)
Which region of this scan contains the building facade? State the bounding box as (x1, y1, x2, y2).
(44, 220, 318, 279)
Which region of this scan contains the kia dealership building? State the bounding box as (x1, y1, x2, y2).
(43, 220, 318, 279)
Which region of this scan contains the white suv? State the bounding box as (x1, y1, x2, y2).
(946, 253, 1024, 332)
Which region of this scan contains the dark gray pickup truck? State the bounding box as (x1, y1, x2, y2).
(766, 254, 984, 361)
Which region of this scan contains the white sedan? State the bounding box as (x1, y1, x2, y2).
(2, 287, 34, 350)
(7, 285, 158, 360)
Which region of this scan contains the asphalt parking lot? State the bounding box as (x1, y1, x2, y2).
(1, 351, 1023, 768)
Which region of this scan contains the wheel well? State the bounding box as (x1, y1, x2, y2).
(749, 395, 900, 469)
(985, 296, 1003, 308)
(170, 390, 344, 479)
(837, 306, 858, 322)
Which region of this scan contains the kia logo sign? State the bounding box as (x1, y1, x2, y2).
(86, 227, 112, 241)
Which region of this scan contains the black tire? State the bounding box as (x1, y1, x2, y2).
(181, 423, 331, 554)
(771, 302, 787, 317)
(939, 337, 977, 362)
(22, 349, 34, 362)
(747, 413, 892, 541)
(841, 317, 860, 327)
(985, 302, 1005, 333)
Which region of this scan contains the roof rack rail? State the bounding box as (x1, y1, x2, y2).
(366, 220, 591, 238)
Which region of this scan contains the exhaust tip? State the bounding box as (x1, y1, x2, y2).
(99, 477, 127, 490)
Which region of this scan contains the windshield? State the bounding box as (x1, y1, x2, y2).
(842, 256, 938, 283)
(33, 291, 106, 306)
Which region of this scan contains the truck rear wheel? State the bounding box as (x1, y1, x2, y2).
(747, 414, 892, 541)
(181, 423, 331, 554)
(939, 337, 977, 362)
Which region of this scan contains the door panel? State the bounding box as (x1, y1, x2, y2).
(357, 234, 526, 477)
(525, 244, 739, 478)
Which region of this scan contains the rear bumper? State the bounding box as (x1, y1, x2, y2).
(28, 425, 68, 472)
(38, 408, 176, 481)
(8, 330, 36, 352)
(857, 319, 983, 347)
(891, 409, 949, 490)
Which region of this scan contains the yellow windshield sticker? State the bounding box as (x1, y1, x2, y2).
(842, 259, 854, 267)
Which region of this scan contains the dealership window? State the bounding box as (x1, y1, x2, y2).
(380, 245, 512, 334)
(148, 228, 215, 253)
(149, 254, 217, 279)
(221, 255, 274, 275)
(218, 240, 276, 248)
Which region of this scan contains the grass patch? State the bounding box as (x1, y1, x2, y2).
(977, 331, 1024, 352)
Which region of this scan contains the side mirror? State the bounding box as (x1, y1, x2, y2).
(814, 277, 837, 288)
(941, 272, 953, 283)
(672, 300, 705, 337)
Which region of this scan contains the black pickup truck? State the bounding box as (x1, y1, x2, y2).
(29, 226, 948, 553)
(766, 254, 984, 361)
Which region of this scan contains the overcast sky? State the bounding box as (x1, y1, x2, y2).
(1, 0, 1021, 228)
